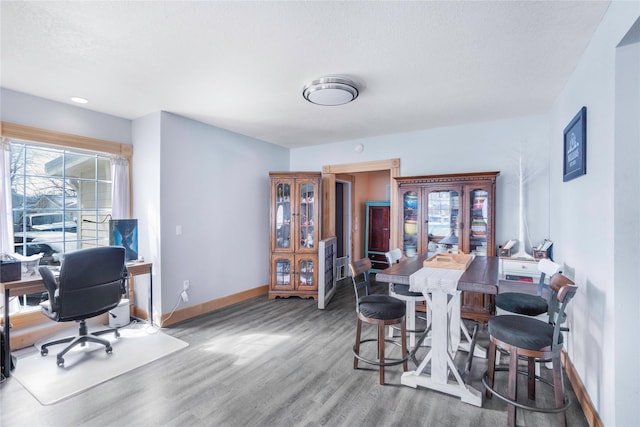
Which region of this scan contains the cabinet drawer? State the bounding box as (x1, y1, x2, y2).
(371, 261, 388, 272)
(502, 259, 537, 273)
(501, 259, 540, 281)
(368, 253, 388, 262)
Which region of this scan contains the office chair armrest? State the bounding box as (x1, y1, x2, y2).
(120, 266, 130, 294)
(38, 266, 59, 312)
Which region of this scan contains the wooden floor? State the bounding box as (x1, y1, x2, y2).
(1, 278, 589, 427)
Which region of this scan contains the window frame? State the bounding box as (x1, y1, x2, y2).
(2, 122, 133, 211)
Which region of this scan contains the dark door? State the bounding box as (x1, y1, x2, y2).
(335, 182, 344, 257)
(368, 205, 390, 253)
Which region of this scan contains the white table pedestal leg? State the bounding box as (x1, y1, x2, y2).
(401, 289, 483, 407)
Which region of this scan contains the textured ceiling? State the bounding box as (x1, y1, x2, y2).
(1, 1, 610, 148)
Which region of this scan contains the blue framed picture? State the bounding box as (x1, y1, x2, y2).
(109, 219, 138, 261)
(563, 106, 587, 182)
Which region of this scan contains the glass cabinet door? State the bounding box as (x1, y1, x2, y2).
(426, 189, 460, 253)
(296, 257, 316, 291)
(468, 187, 490, 256)
(272, 256, 293, 290)
(401, 189, 419, 256)
(297, 180, 317, 252)
(274, 181, 292, 250)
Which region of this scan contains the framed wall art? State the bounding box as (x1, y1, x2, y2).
(109, 218, 138, 261)
(563, 106, 587, 182)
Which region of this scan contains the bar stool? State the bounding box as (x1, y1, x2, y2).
(496, 259, 561, 318)
(483, 273, 578, 427)
(385, 248, 430, 348)
(350, 257, 408, 384)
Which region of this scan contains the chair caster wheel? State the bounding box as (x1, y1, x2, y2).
(41, 348, 48, 356)
(115, 330, 120, 338)
(57, 358, 64, 367)
(106, 346, 112, 354)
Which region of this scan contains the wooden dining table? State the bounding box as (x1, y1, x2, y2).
(376, 253, 499, 407)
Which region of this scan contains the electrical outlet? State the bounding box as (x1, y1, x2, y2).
(183, 280, 190, 291)
(180, 290, 189, 302)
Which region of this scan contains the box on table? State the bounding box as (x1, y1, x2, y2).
(423, 253, 473, 270)
(0, 258, 21, 282)
(533, 249, 552, 260)
(498, 247, 512, 257)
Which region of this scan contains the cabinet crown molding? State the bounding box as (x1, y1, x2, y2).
(395, 171, 499, 186)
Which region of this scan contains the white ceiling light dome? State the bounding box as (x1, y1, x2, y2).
(70, 96, 88, 104)
(303, 77, 359, 106)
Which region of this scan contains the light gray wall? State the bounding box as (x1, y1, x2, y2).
(0, 88, 131, 143)
(153, 112, 289, 315)
(613, 25, 640, 424)
(291, 114, 552, 252)
(548, 3, 639, 425)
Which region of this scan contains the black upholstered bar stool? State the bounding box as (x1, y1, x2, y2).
(496, 259, 561, 318)
(483, 273, 578, 427)
(349, 257, 408, 384)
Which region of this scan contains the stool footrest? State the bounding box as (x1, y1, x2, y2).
(353, 338, 408, 367)
(389, 323, 427, 334)
(482, 367, 570, 414)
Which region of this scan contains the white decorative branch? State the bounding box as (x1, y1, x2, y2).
(512, 155, 533, 258)
(509, 141, 545, 259)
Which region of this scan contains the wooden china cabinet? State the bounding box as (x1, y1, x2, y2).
(395, 171, 500, 322)
(268, 172, 322, 299)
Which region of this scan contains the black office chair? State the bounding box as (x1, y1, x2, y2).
(38, 246, 127, 367)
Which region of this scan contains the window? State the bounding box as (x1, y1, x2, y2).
(6, 140, 114, 314)
(10, 141, 113, 267)
(1, 123, 132, 319)
(1, 124, 131, 337)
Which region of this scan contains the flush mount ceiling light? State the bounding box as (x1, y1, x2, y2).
(70, 96, 88, 104)
(303, 77, 359, 106)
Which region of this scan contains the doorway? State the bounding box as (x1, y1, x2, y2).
(335, 179, 351, 280)
(322, 158, 401, 273)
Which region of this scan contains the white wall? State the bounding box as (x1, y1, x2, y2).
(291, 114, 552, 252)
(548, 3, 639, 426)
(613, 22, 640, 424)
(131, 112, 162, 323)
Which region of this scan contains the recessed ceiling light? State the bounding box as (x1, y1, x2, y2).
(303, 77, 359, 106)
(70, 97, 88, 104)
